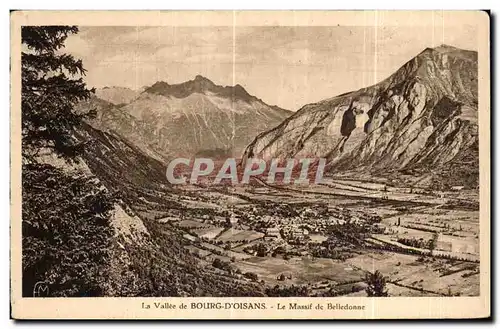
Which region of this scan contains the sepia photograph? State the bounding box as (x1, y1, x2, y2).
(10, 10, 490, 319)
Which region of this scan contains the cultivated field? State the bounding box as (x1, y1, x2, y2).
(140, 173, 481, 297)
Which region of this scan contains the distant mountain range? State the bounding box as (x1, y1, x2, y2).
(80, 45, 479, 189)
(83, 76, 292, 160)
(243, 45, 479, 188)
(94, 86, 141, 106)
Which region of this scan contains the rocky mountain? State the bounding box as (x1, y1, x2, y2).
(85, 76, 291, 159)
(243, 45, 478, 188)
(94, 86, 140, 106)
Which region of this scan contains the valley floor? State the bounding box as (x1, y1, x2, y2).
(132, 175, 480, 297)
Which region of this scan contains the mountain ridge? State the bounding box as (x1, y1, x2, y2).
(143, 75, 288, 113)
(84, 75, 292, 159)
(242, 45, 478, 189)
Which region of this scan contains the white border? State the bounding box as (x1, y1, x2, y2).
(2, 2, 498, 328)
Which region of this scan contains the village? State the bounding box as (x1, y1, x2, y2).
(147, 175, 480, 296)
(161, 200, 381, 261)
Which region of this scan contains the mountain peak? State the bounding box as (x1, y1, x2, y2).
(94, 86, 140, 105)
(418, 44, 477, 62)
(385, 45, 477, 91)
(144, 75, 261, 104)
(232, 84, 250, 97)
(140, 76, 287, 113)
(191, 75, 216, 89)
(434, 44, 462, 51)
(194, 74, 212, 82)
(149, 81, 170, 88)
(418, 44, 475, 56)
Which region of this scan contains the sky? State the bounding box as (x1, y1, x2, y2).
(64, 24, 478, 111)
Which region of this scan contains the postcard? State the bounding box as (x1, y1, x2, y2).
(10, 10, 490, 319)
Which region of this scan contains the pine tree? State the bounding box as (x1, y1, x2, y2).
(365, 270, 389, 297)
(21, 26, 95, 161)
(21, 26, 114, 297)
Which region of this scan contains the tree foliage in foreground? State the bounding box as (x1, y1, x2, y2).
(21, 26, 114, 297)
(21, 26, 95, 161)
(22, 163, 114, 296)
(364, 270, 389, 297)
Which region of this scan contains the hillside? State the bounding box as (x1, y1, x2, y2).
(243, 45, 478, 188)
(72, 122, 264, 297)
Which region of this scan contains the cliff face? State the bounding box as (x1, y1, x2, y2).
(243, 45, 478, 186)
